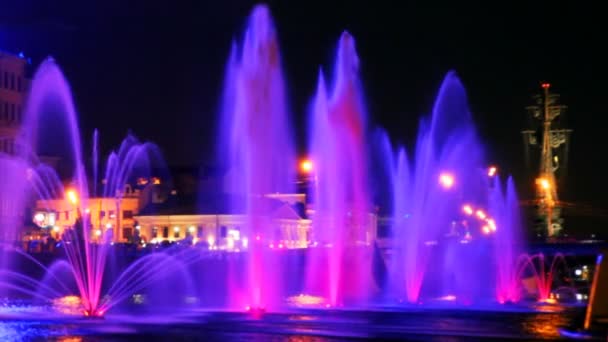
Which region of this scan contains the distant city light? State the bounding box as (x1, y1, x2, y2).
(487, 166, 497, 177)
(482, 225, 491, 235)
(462, 204, 474, 216)
(475, 210, 486, 220)
(300, 159, 313, 173)
(66, 189, 78, 205)
(34, 213, 45, 223)
(438, 172, 455, 189)
(487, 219, 497, 232)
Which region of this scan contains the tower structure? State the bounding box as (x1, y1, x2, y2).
(522, 83, 572, 239)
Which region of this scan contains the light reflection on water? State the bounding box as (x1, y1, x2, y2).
(0, 308, 585, 341)
(0, 321, 83, 342)
(521, 313, 571, 339)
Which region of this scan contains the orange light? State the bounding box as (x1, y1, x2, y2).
(438, 172, 455, 189)
(536, 178, 550, 190)
(482, 225, 491, 235)
(66, 189, 78, 205)
(300, 159, 313, 173)
(476, 210, 486, 220)
(487, 166, 497, 177)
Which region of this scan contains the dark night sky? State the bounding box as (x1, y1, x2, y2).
(1, 1, 606, 212)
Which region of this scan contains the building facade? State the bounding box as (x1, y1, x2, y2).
(0, 50, 28, 155)
(33, 193, 141, 243)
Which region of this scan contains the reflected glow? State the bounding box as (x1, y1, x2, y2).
(286, 294, 326, 308)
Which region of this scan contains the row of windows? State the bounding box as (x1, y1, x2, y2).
(60, 210, 135, 221)
(145, 225, 239, 240)
(150, 226, 209, 239)
(98, 210, 134, 219)
(0, 101, 22, 123)
(0, 70, 25, 92)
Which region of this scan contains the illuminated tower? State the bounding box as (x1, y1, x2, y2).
(522, 83, 572, 239)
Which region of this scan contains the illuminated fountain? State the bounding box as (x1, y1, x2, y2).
(0, 58, 195, 317)
(516, 253, 574, 303)
(490, 176, 523, 304)
(306, 32, 374, 306)
(0, 3, 571, 325)
(218, 4, 295, 310)
(369, 72, 527, 306)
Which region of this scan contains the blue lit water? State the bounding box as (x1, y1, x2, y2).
(0, 305, 587, 341)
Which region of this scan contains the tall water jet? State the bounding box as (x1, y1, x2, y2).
(16, 58, 101, 314)
(490, 176, 524, 303)
(218, 4, 295, 309)
(308, 32, 374, 306)
(92, 129, 99, 197)
(390, 72, 486, 303)
(7, 58, 175, 316)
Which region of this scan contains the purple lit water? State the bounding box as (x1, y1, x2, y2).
(0, 3, 582, 327)
(218, 4, 295, 310)
(0, 58, 193, 316)
(306, 32, 374, 306)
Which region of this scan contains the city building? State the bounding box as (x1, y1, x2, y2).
(0, 50, 29, 155)
(134, 193, 313, 250)
(32, 187, 141, 243)
(0, 50, 30, 241)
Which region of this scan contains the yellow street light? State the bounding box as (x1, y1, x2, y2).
(300, 159, 313, 173)
(66, 189, 79, 205)
(487, 166, 497, 177)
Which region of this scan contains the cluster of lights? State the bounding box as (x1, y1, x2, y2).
(462, 204, 497, 235)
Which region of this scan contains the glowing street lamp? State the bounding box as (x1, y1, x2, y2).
(66, 189, 79, 205)
(438, 172, 455, 190)
(300, 159, 313, 173)
(487, 166, 497, 177)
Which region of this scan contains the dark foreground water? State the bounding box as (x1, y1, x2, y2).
(0, 305, 598, 341)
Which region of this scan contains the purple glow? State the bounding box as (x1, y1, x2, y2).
(219, 4, 295, 309)
(0, 4, 560, 318)
(0, 58, 184, 316)
(307, 32, 374, 306)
